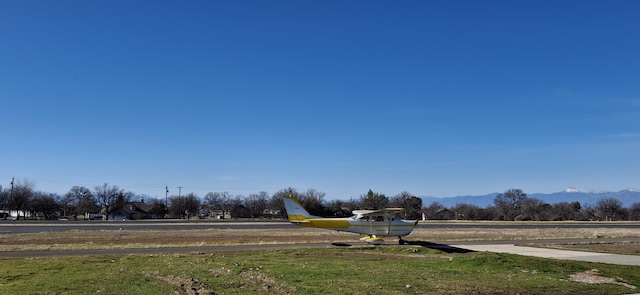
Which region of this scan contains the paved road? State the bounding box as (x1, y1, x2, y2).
(454, 244, 640, 266)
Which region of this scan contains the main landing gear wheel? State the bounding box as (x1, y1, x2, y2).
(399, 238, 405, 245)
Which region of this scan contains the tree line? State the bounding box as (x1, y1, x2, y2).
(1, 180, 639, 221)
(430, 188, 640, 221)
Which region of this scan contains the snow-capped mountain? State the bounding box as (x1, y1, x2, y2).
(420, 188, 640, 208)
(563, 187, 601, 194)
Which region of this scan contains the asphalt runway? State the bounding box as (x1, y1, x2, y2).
(0, 220, 297, 234)
(3, 219, 640, 234)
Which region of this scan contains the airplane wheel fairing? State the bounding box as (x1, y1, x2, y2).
(364, 237, 384, 245)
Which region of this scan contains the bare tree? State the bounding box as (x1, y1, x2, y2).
(595, 197, 626, 221)
(94, 183, 126, 220)
(270, 187, 299, 219)
(482, 205, 501, 221)
(28, 192, 59, 220)
(77, 194, 100, 217)
(9, 179, 35, 220)
(62, 186, 94, 219)
(521, 198, 551, 221)
(0, 185, 8, 211)
(423, 202, 453, 220)
(628, 202, 640, 221)
(183, 193, 201, 218)
(325, 199, 355, 217)
(580, 204, 598, 221)
(203, 192, 233, 218)
(298, 188, 326, 216)
(550, 202, 581, 221)
(389, 191, 422, 220)
(169, 193, 200, 219)
(493, 189, 528, 221)
(359, 189, 389, 210)
(245, 191, 269, 218)
(452, 203, 482, 220)
(144, 198, 167, 219)
(230, 195, 252, 218)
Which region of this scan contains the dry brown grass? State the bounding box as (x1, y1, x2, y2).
(0, 227, 353, 251)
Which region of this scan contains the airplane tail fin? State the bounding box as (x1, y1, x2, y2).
(282, 195, 319, 221)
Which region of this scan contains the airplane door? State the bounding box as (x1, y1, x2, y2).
(385, 215, 391, 235)
(356, 216, 373, 234)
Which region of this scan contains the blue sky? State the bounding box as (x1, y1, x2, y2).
(1, 1, 639, 200)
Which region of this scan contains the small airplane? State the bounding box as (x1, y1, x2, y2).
(282, 195, 419, 245)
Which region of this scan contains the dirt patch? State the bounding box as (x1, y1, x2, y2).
(144, 263, 296, 295)
(144, 271, 212, 295)
(568, 269, 637, 289)
(239, 270, 296, 294)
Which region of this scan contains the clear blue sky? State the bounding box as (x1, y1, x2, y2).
(1, 1, 639, 200)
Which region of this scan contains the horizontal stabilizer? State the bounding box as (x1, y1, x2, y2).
(290, 219, 311, 224)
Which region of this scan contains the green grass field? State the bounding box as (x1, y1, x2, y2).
(1, 246, 638, 295)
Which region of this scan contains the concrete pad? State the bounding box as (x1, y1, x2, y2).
(452, 244, 640, 266)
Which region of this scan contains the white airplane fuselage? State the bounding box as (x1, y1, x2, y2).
(290, 215, 415, 237)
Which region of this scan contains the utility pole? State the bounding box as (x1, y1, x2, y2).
(10, 177, 14, 203)
(178, 186, 183, 198)
(10, 177, 14, 220)
(165, 185, 168, 206)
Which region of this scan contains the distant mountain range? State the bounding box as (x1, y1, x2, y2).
(420, 188, 640, 208)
